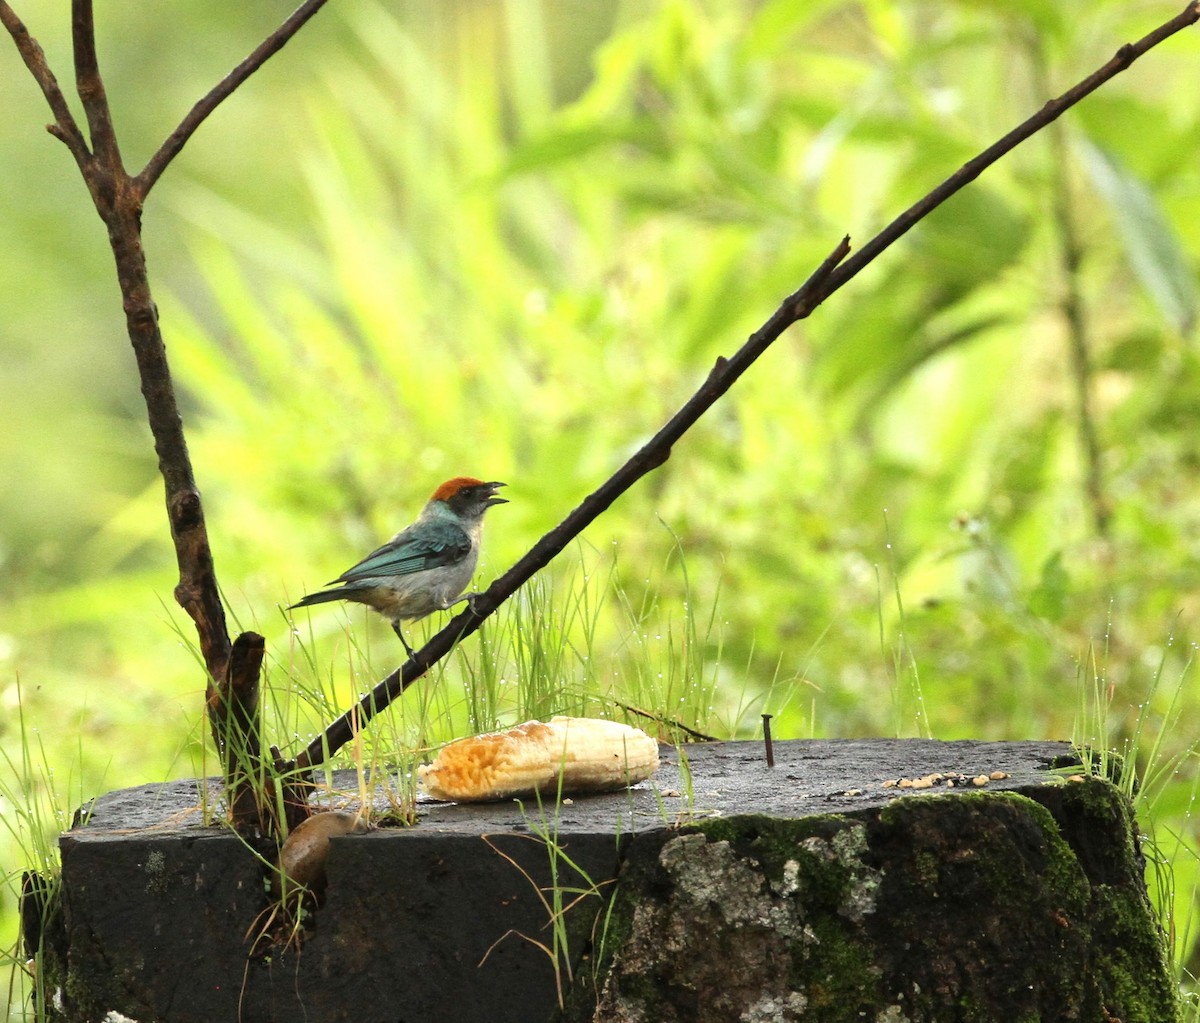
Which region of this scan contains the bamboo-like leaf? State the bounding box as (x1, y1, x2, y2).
(1078, 138, 1198, 335)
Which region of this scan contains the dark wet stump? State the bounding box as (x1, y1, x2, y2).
(28, 739, 1178, 1023)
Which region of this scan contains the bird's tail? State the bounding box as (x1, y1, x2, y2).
(289, 588, 347, 610)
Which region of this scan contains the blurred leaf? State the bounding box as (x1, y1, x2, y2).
(501, 122, 668, 176)
(1102, 329, 1165, 372)
(854, 311, 1012, 429)
(1027, 551, 1068, 623)
(906, 186, 1032, 308)
(1075, 94, 1200, 183)
(955, 0, 1068, 39)
(993, 415, 1062, 524)
(1078, 139, 1199, 335)
(744, 0, 848, 57)
(812, 267, 927, 398)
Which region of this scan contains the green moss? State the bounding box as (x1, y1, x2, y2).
(879, 789, 1091, 898)
(793, 918, 880, 1014)
(566, 782, 1179, 1023)
(875, 785, 1179, 1023)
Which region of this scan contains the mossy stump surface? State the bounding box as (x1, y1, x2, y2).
(570, 783, 1176, 1022)
(28, 739, 1176, 1023)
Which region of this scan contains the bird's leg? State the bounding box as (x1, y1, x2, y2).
(391, 622, 416, 658)
(439, 593, 482, 615)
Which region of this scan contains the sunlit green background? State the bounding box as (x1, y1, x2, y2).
(3, 0, 1200, 1011)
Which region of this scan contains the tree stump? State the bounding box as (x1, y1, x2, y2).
(26, 740, 1177, 1022)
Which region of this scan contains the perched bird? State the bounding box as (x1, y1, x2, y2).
(290, 477, 507, 656)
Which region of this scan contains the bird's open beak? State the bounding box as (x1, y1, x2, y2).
(485, 481, 508, 507)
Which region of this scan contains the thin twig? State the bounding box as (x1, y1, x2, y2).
(611, 700, 720, 743)
(293, 1, 1200, 774)
(71, 0, 122, 172)
(0, 1, 90, 166)
(136, 0, 330, 196)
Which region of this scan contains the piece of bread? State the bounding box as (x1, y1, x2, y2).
(418, 716, 660, 803)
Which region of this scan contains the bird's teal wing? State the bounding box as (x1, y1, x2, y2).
(333, 520, 472, 582)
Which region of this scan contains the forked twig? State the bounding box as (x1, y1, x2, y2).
(2, 0, 334, 830)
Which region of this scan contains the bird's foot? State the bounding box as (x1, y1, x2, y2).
(442, 592, 484, 617)
(391, 622, 417, 658)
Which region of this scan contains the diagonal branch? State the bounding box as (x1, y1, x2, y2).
(0, 1, 90, 166)
(293, 0, 1200, 775)
(136, 0, 331, 197)
(294, 237, 849, 772)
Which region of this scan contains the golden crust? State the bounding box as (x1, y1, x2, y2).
(419, 716, 660, 803)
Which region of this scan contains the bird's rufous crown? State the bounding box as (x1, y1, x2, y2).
(430, 476, 489, 502)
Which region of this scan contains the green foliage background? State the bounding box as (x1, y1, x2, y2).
(2, 0, 1200, 1008)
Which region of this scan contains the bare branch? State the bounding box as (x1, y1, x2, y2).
(70, 0, 122, 172)
(4, 0, 333, 836)
(136, 0, 330, 196)
(293, 0, 1200, 774)
(105, 209, 235, 681)
(0, 1, 90, 165)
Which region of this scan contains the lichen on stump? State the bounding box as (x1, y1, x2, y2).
(569, 781, 1178, 1023)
